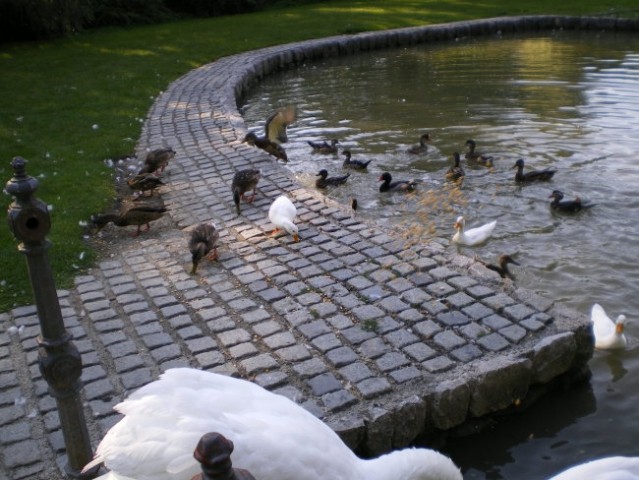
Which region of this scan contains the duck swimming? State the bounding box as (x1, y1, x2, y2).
(445, 152, 465, 185)
(513, 158, 556, 183)
(91, 205, 167, 237)
(232, 169, 261, 216)
(407, 133, 431, 155)
(140, 147, 175, 174)
(549, 190, 595, 213)
(378, 172, 418, 193)
(242, 132, 288, 162)
(451, 216, 496, 246)
(188, 222, 219, 275)
(464, 139, 494, 167)
(268, 195, 299, 242)
(315, 169, 350, 189)
(591, 303, 627, 350)
(308, 139, 339, 154)
(484, 254, 519, 280)
(548, 456, 639, 480)
(342, 150, 372, 170)
(83, 368, 463, 480)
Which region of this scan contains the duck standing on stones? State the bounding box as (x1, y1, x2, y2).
(127, 172, 165, 199)
(591, 303, 627, 350)
(407, 133, 431, 155)
(378, 172, 418, 193)
(464, 139, 494, 167)
(268, 195, 299, 242)
(232, 169, 261, 215)
(315, 169, 350, 189)
(242, 132, 288, 162)
(308, 139, 339, 154)
(189, 222, 219, 274)
(445, 152, 465, 185)
(90, 205, 167, 237)
(451, 215, 496, 246)
(82, 368, 464, 480)
(549, 190, 595, 213)
(139, 147, 175, 174)
(483, 254, 519, 280)
(513, 158, 556, 183)
(342, 150, 372, 170)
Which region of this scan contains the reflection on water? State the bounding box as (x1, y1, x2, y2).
(240, 31, 639, 479)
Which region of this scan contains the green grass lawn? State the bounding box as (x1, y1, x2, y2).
(1, 0, 637, 311)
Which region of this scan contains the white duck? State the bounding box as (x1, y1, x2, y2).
(83, 369, 462, 480)
(451, 216, 496, 246)
(591, 303, 627, 350)
(548, 456, 639, 479)
(268, 195, 299, 242)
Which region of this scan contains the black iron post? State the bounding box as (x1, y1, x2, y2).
(6, 157, 98, 479)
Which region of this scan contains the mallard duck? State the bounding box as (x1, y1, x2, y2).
(268, 195, 299, 242)
(464, 139, 494, 167)
(591, 303, 627, 350)
(445, 152, 465, 185)
(342, 150, 372, 170)
(243, 132, 288, 161)
(484, 254, 519, 280)
(139, 148, 175, 174)
(549, 190, 595, 213)
(189, 222, 219, 275)
(513, 158, 556, 183)
(308, 139, 339, 154)
(265, 105, 297, 144)
(451, 216, 496, 246)
(549, 456, 639, 480)
(232, 169, 261, 216)
(378, 172, 418, 193)
(315, 169, 350, 189)
(82, 368, 463, 480)
(127, 173, 165, 199)
(91, 205, 167, 237)
(407, 133, 431, 155)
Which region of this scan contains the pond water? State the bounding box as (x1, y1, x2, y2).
(239, 31, 639, 479)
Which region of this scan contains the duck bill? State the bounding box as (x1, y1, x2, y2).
(616, 323, 624, 334)
(293, 233, 300, 242)
(454, 220, 462, 229)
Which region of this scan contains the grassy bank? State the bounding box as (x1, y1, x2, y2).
(1, 0, 637, 311)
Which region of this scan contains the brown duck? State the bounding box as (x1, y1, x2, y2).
(127, 173, 165, 199)
(189, 222, 219, 274)
(308, 139, 339, 154)
(243, 132, 288, 161)
(315, 169, 350, 189)
(91, 205, 167, 237)
(407, 133, 431, 155)
(464, 139, 494, 167)
(140, 148, 175, 174)
(513, 158, 556, 183)
(445, 152, 465, 185)
(232, 169, 261, 215)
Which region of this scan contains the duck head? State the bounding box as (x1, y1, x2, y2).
(513, 158, 525, 169)
(242, 132, 257, 145)
(549, 190, 564, 201)
(465, 139, 476, 150)
(616, 315, 627, 334)
(500, 254, 519, 267)
(316, 169, 328, 179)
(454, 216, 465, 231)
(379, 172, 392, 183)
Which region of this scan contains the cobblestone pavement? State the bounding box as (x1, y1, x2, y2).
(4, 15, 632, 480)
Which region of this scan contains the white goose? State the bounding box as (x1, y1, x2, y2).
(268, 195, 299, 242)
(591, 303, 627, 350)
(451, 216, 496, 246)
(548, 456, 639, 479)
(83, 369, 462, 480)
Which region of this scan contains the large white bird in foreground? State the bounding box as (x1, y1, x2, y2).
(591, 303, 627, 350)
(268, 195, 299, 242)
(548, 456, 639, 479)
(451, 216, 496, 246)
(83, 369, 462, 480)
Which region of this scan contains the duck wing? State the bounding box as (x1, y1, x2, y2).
(591, 303, 616, 339)
(265, 106, 296, 144)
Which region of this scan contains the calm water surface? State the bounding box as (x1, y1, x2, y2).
(240, 31, 639, 479)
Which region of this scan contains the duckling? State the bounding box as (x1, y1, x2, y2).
(549, 190, 595, 213)
(268, 195, 299, 242)
(139, 148, 175, 174)
(243, 132, 288, 161)
(378, 172, 418, 193)
(484, 254, 519, 280)
(308, 139, 339, 154)
(407, 133, 431, 155)
(265, 105, 297, 144)
(91, 205, 167, 237)
(315, 169, 350, 189)
(189, 222, 219, 274)
(513, 158, 556, 183)
(232, 169, 261, 216)
(445, 152, 465, 185)
(464, 139, 494, 167)
(127, 173, 165, 199)
(342, 150, 372, 170)
(452, 216, 496, 246)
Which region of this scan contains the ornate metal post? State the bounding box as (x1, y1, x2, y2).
(6, 157, 98, 479)
(191, 433, 256, 480)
